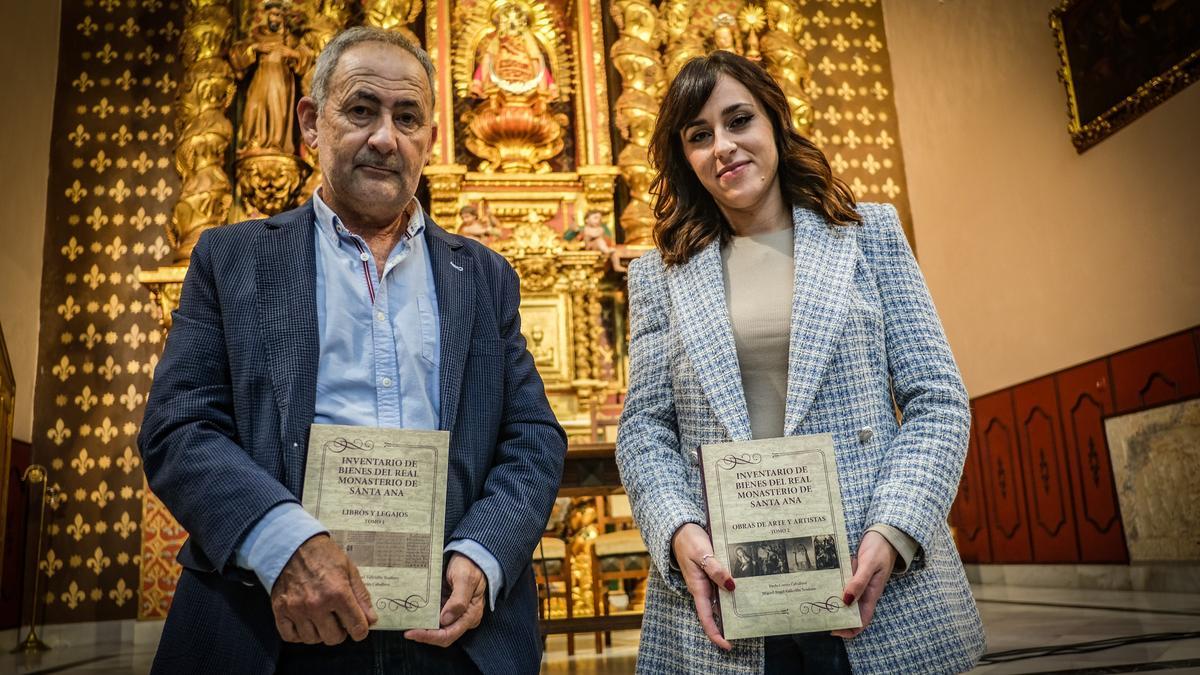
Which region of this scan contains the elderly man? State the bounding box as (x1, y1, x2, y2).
(139, 27, 566, 674)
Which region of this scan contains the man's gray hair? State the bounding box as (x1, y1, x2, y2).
(310, 26, 437, 109)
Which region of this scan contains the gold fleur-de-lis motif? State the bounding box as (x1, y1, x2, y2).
(86, 207, 109, 231)
(99, 0, 120, 11)
(849, 176, 868, 199)
(130, 152, 153, 174)
(67, 513, 91, 542)
(74, 385, 99, 412)
(843, 129, 862, 149)
(62, 236, 84, 261)
(862, 154, 881, 174)
(864, 33, 882, 53)
(116, 448, 140, 474)
(61, 581, 85, 610)
(881, 177, 900, 199)
(123, 326, 147, 350)
(92, 96, 116, 118)
(98, 355, 123, 382)
(77, 16, 99, 37)
(836, 82, 855, 101)
(148, 236, 170, 260)
(830, 152, 849, 174)
(115, 69, 135, 92)
(104, 238, 128, 263)
(89, 149, 112, 174)
(108, 178, 132, 204)
(118, 17, 139, 37)
(52, 356, 77, 384)
(855, 106, 876, 126)
(134, 98, 156, 119)
(850, 55, 869, 77)
(57, 296, 82, 321)
(65, 180, 87, 204)
(83, 265, 105, 290)
(72, 71, 95, 94)
(68, 124, 90, 147)
(119, 383, 144, 411)
(95, 43, 118, 65)
(40, 549, 64, 578)
(86, 547, 111, 576)
(136, 45, 159, 66)
(150, 178, 173, 202)
(91, 481, 116, 508)
(876, 130, 894, 150)
(110, 578, 134, 607)
(870, 81, 889, 101)
(846, 11, 865, 30)
(161, 19, 179, 40)
(71, 448, 96, 476)
(113, 510, 138, 538)
(144, 0, 165, 12)
(94, 418, 120, 445)
(114, 125, 133, 148)
(101, 293, 126, 319)
(817, 56, 837, 77)
(154, 72, 177, 94)
(812, 10, 831, 27)
(151, 124, 173, 146)
(129, 207, 151, 231)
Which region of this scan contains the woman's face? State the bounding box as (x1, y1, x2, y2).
(680, 74, 780, 215)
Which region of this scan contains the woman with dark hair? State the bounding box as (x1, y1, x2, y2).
(732, 545, 754, 578)
(616, 51, 984, 674)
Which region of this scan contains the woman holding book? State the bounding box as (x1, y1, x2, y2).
(614, 51, 984, 674)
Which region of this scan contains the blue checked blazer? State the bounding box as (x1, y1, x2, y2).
(138, 202, 566, 675)
(616, 204, 985, 674)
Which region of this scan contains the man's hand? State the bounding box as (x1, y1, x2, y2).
(404, 553, 487, 647)
(271, 534, 378, 645)
(672, 523, 734, 652)
(831, 530, 897, 639)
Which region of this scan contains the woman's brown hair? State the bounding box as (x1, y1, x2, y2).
(648, 51, 861, 265)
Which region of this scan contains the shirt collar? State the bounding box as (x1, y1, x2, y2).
(312, 188, 426, 248)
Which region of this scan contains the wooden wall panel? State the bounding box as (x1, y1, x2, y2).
(949, 418, 992, 563)
(1055, 359, 1128, 563)
(1110, 333, 1200, 413)
(974, 390, 1033, 563)
(1013, 376, 1079, 562)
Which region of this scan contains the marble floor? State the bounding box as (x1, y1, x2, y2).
(5, 585, 1199, 674)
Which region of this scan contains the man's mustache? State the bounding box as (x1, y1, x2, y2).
(355, 152, 402, 173)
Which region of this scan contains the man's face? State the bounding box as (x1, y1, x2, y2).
(299, 42, 435, 227)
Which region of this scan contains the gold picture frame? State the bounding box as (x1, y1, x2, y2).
(1050, 0, 1200, 153)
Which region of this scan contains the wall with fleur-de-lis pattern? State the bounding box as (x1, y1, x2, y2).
(29, 0, 183, 623)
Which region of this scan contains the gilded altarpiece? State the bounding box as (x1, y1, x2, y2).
(29, 0, 911, 623)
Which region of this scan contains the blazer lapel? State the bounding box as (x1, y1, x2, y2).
(783, 206, 858, 435)
(256, 204, 320, 495)
(668, 241, 753, 441)
(425, 218, 475, 432)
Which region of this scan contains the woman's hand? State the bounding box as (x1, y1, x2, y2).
(832, 530, 897, 639)
(672, 523, 736, 651)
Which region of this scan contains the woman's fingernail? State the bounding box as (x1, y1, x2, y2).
(843, 592, 855, 605)
(724, 579, 735, 591)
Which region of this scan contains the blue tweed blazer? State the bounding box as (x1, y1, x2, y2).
(616, 204, 985, 674)
(138, 202, 566, 675)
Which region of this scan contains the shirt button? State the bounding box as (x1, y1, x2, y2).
(382, 377, 393, 387)
(376, 311, 386, 321)
(359, 252, 369, 262)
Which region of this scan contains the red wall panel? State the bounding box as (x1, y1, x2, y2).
(974, 390, 1033, 563)
(1055, 359, 1128, 563)
(1110, 333, 1200, 413)
(1013, 376, 1080, 562)
(950, 419, 992, 563)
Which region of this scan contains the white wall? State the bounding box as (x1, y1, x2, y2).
(0, 0, 60, 442)
(884, 0, 1200, 397)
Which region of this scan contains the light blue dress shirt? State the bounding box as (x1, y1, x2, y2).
(236, 191, 503, 609)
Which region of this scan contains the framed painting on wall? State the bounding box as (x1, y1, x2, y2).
(1050, 0, 1200, 152)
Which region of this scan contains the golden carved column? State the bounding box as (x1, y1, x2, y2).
(231, 0, 313, 218)
(609, 0, 663, 246)
(760, 0, 813, 134)
(363, 0, 425, 46)
(425, 164, 468, 230)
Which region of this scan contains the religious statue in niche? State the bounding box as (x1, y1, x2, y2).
(564, 209, 614, 256)
(454, 0, 573, 173)
(363, 0, 424, 46)
(457, 203, 502, 244)
(527, 325, 556, 367)
(231, 0, 312, 217)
